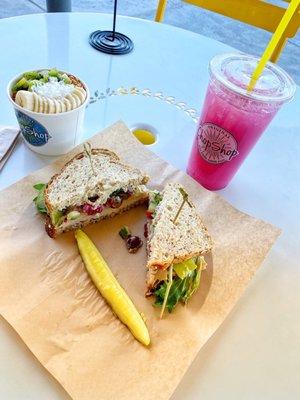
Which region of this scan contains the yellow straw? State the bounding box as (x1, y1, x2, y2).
(247, 0, 300, 92)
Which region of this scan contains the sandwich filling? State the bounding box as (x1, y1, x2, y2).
(34, 183, 147, 230)
(145, 191, 207, 314)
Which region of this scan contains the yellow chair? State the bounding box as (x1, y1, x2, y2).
(155, 0, 300, 62)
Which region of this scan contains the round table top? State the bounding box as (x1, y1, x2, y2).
(0, 12, 300, 400)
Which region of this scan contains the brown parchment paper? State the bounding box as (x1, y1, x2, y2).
(0, 121, 280, 400)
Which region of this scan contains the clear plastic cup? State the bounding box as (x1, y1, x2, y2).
(7, 70, 90, 156)
(187, 53, 296, 190)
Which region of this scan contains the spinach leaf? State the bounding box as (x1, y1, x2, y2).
(154, 268, 201, 313)
(33, 183, 47, 214)
(153, 191, 163, 205)
(33, 183, 46, 191)
(148, 190, 163, 214)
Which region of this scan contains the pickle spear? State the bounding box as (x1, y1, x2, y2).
(75, 229, 150, 346)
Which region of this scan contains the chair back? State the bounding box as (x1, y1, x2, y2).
(155, 0, 300, 62)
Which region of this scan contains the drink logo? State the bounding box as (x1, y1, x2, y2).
(15, 110, 51, 147)
(197, 122, 239, 164)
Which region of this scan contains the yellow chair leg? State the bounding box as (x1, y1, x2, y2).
(155, 0, 168, 22)
(270, 35, 288, 63)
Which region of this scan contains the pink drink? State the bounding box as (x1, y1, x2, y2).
(187, 53, 295, 190)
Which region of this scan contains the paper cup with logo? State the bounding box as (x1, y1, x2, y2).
(187, 53, 296, 190)
(7, 71, 90, 156)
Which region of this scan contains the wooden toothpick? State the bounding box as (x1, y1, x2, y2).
(173, 188, 192, 224)
(83, 142, 96, 176)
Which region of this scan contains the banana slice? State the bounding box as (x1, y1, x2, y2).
(15, 91, 24, 108)
(15, 90, 35, 111)
(43, 97, 49, 114)
(64, 97, 72, 111)
(53, 98, 61, 113)
(32, 93, 40, 113)
(47, 98, 56, 114)
(73, 87, 86, 103)
(65, 93, 78, 110)
(38, 95, 44, 113)
(59, 99, 66, 113)
(72, 93, 81, 108)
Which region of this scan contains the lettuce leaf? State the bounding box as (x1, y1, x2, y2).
(148, 190, 162, 213)
(154, 268, 201, 313)
(33, 183, 47, 214)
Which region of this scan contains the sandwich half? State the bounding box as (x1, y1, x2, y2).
(145, 183, 212, 316)
(35, 148, 149, 237)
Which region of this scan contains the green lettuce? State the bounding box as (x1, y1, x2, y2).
(148, 190, 163, 213)
(154, 268, 202, 313)
(33, 183, 47, 214)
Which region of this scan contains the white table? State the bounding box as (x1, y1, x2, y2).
(0, 12, 300, 400)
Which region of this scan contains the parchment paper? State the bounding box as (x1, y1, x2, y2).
(0, 121, 280, 400)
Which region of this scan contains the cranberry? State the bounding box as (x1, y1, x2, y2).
(153, 263, 164, 270)
(45, 219, 56, 238)
(146, 210, 153, 219)
(105, 196, 122, 209)
(126, 235, 143, 253)
(82, 203, 104, 215)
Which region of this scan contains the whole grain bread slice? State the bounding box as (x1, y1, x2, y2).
(44, 148, 149, 213)
(146, 183, 212, 289)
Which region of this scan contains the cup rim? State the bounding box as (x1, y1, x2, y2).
(7, 68, 90, 117)
(209, 52, 296, 104)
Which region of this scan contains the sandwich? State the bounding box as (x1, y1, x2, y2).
(33, 147, 149, 238)
(144, 183, 212, 316)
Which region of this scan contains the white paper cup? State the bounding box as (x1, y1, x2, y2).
(7, 70, 90, 156)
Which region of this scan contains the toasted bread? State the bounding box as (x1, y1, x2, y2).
(42, 147, 149, 237)
(146, 183, 212, 289)
(45, 148, 148, 213)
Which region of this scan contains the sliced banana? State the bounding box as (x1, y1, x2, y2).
(72, 93, 81, 108)
(32, 92, 40, 113)
(15, 89, 85, 113)
(15, 91, 23, 107)
(65, 93, 77, 110)
(47, 98, 56, 114)
(73, 87, 86, 103)
(15, 90, 35, 111)
(64, 97, 72, 111)
(59, 99, 66, 113)
(38, 95, 44, 113)
(43, 97, 49, 114)
(53, 98, 61, 113)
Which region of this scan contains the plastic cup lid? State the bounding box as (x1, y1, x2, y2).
(210, 53, 296, 103)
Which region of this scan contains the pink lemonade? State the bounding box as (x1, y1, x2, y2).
(187, 53, 295, 190)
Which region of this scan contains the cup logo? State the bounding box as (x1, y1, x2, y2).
(197, 122, 239, 164)
(15, 110, 51, 147)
